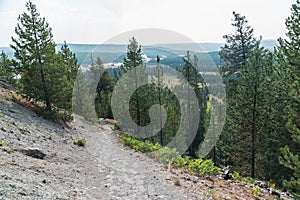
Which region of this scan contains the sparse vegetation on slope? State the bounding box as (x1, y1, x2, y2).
(116, 131, 294, 199)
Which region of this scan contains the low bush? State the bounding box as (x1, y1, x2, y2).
(12, 95, 73, 122)
(233, 171, 240, 180)
(242, 177, 256, 184)
(253, 185, 260, 196)
(174, 156, 190, 168)
(121, 133, 161, 153)
(188, 158, 220, 176)
(58, 111, 73, 122)
(0, 140, 6, 146)
(188, 158, 202, 173)
(117, 132, 221, 177)
(74, 138, 87, 147)
(158, 147, 180, 165)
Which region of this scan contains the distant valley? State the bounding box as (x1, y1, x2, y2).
(0, 40, 278, 69)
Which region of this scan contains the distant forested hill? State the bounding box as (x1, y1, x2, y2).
(0, 40, 278, 67)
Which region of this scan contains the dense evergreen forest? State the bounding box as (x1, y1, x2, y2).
(0, 0, 299, 197)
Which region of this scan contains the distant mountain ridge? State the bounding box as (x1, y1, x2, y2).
(0, 40, 278, 66)
(152, 40, 278, 52)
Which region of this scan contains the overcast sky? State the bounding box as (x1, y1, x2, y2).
(0, 0, 295, 46)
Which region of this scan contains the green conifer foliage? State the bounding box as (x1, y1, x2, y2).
(277, 0, 300, 196)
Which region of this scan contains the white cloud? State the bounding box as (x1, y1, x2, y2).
(0, 0, 295, 46)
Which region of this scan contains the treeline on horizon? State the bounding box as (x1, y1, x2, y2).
(0, 0, 299, 197)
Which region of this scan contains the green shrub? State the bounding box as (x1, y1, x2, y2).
(74, 138, 87, 146)
(117, 132, 221, 177)
(242, 177, 256, 184)
(33, 107, 73, 122)
(58, 111, 73, 122)
(9, 148, 15, 153)
(158, 147, 180, 165)
(174, 156, 190, 168)
(122, 134, 160, 153)
(116, 132, 126, 137)
(188, 158, 220, 176)
(0, 141, 6, 146)
(34, 107, 58, 120)
(253, 185, 260, 196)
(233, 171, 240, 180)
(188, 158, 203, 173)
(5, 92, 13, 101)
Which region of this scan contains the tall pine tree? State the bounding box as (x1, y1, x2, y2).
(87, 56, 114, 118)
(120, 37, 146, 128)
(232, 43, 275, 178)
(152, 56, 165, 145)
(277, 0, 300, 196)
(180, 52, 206, 158)
(10, 1, 66, 114)
(59, 41, 79, 82)
(220, 12, 257, 85)
(56, 41, 79, 116)
(219, 12, 257, 178)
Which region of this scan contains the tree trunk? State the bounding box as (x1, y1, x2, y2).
(40, 68, 52, 112)
(187, 60, 194, 158)
(251, 86, 257, 178)
(157, 64, 163, 146)
(251, 63, 258, 179)
(32, 15, 51, 112)
(133, 58, 141, 134)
